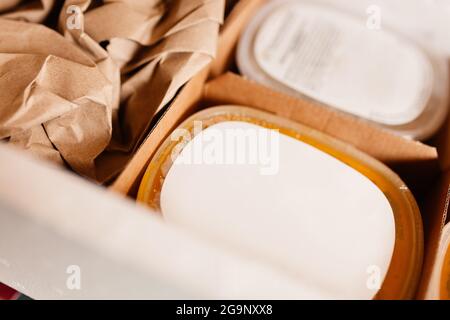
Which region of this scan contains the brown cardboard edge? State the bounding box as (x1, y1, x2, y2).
(203, 73, 437, 164)
(209, 0, 266, 78)
(110, 67, 209, 196)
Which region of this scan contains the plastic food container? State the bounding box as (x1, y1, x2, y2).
(236, 0, 449, 140)
(138, 105, 423, 299)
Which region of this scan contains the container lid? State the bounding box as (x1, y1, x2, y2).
(236, 0, 449, 140)
(138, 105, 423, 299)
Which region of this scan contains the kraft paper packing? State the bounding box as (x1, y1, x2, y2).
(0, 0, 224, 182)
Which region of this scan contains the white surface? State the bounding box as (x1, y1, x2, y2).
(253, 1, 433, 125)
(0, 143, 324, 299)
(311, 0, 450, 57)
(161, 121, 396, 299)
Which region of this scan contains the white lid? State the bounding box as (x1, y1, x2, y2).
(160, 121, 396, 299)
(308, 0, 450, 57)
(237, 0, 449, 140)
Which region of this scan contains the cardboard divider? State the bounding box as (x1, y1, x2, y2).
(203, 72, 440, 194)
(112, 69, 440, 198)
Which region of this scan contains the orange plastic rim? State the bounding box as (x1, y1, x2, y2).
(138, 105, 423, 300)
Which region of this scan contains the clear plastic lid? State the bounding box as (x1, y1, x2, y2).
(236, 0, 449, 140)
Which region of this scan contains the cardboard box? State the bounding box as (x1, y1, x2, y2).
(0, 0, 448, 299)
(110, 0, 450, 299)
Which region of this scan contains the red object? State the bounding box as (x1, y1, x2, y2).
(0, 283, 19, 300)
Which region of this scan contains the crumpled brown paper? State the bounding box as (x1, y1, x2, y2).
(0, 0, 56, 23)
(0, 0, 224, 182)
(0, 18, 115, 177)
